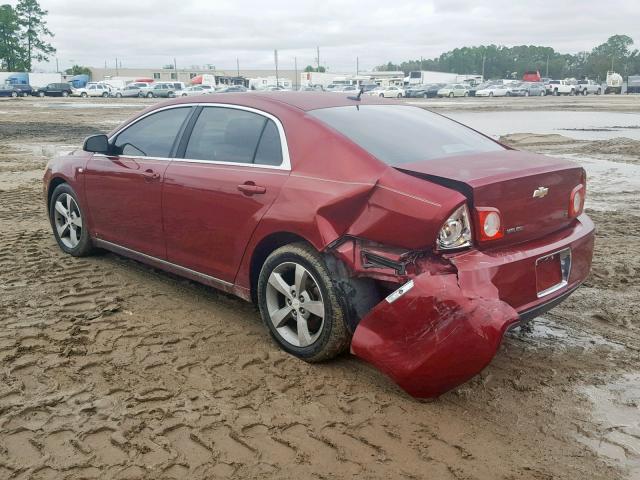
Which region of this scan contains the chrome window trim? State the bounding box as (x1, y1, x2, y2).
(536, 247, 572, 298)
(102, 102, 291, 171)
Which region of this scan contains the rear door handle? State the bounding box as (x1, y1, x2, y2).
(237, 183, 266, 195)
(143, 169, 160, 181)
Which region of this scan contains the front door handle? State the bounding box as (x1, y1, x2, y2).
(237, 182, 266, 195)
(143, 169, 160, 181)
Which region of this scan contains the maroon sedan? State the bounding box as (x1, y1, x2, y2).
(44, 93, 594, 398)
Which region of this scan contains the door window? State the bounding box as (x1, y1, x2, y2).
(184, 107, 282, 165)
(113, 107, 191, 157)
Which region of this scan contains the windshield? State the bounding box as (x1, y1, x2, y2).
(309, 105, 504, 165)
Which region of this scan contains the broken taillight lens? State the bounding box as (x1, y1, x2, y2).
(437, 204, 472, 250)
(569, 184, 585, 218)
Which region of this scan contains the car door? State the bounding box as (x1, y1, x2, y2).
(84, 106, 194, 258)
(162, 105, 290, 282)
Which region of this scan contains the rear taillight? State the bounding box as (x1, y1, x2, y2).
(476, 207, 504, 241)
(569, 184, 585, 218)
(436, 204, 473, 250)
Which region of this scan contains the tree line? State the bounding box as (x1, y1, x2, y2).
(0, 0, 54, 72)
(376, 35, 640, 81)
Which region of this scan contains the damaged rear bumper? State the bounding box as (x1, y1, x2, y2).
(351, 214, 595, 398)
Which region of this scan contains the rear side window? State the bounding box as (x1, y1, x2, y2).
(309, 105, 504, 165)
(114, 107, 191, 157)
(184, 107, 283, 166)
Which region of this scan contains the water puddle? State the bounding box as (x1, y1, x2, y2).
(508, 316, 624, 351)
(444, 111, 640, 141)
(576, 374, 640, 478)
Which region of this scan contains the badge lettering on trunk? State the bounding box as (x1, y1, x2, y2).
(532, 186, 549, 198)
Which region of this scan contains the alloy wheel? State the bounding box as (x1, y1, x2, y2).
(265, 262, 325, 348)
(53, 193, 83, 249)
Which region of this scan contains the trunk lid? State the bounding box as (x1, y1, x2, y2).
(398, 150, 585, 247)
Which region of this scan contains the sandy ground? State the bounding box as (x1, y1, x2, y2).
(0, 95, 639, 479)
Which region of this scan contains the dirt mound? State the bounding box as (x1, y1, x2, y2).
(499, 132, 579, 147)
(575, 137, 640, 161)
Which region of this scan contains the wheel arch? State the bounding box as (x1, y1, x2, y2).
(248, 231, 315, 303)
(47, 176, 68, 208)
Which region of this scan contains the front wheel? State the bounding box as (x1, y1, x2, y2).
(147, 92, 153, 98)
(257, 243, 350, 362)
(10, 91, 17, 98)
(597, 88, 602, 95)
(448, 92, 454, 98)
(102, 92, 108, 98)
(115, 92, 122, 98)
(423, 93, 428, 98)
(62, 91, 69, 97)
(38, 91, 45, 97)
(81, 92, 88, 98)
(49, 184, 94, 257)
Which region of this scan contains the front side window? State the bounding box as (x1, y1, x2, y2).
(309, 105, 504, 165)
(114, 107, 191, 157)
(184, 107, 283, 166)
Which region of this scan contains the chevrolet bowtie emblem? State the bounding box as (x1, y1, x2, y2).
(532, 186, 549, 198)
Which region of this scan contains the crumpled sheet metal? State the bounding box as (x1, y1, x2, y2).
(350, 272, 519, 398)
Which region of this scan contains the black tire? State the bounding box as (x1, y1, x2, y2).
(257, 242, 350, 362)
(423, 93, 428, 98)
(62, 91, 69, 97)
(102, 92, 108, 98)
(81, 92, 87, 98)
(116, 92, 122, 98)
(38, 91, 45, 97)
(49, 183, 94, 257)
(448, 92, 454, 98)
(147, 92, 153, 98)
(597, 88, 601, 95)
(11, 91, 17, 98)
(489, 92, 493, 97)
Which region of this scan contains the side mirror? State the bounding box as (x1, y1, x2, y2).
(83, 134, 110, 154)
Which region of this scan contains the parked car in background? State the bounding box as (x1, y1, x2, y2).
(117, 84, 143, 98)
(149, 82, 177, 98)
(45, 92, 594, 399)
(177, 85, 212, 96)
(72, 83, 111, 98)
(575, 80, 602, 95)
(522, 70, 541, 82)
(547, 80, 576, 96)
(33, 83, 73, 97)
(0, 84, 21, 97)
(437, 84, 469, 98)
(217, 85, 248, 93)
(509, 82, 546, 96)
(12, 84, 34, 97)
(299, 85, 324, 91)
(475, 84, 509, 97)
(128, 82, 154, 97)
(366, 86, 404, 98)
(404, 84, 442, 98)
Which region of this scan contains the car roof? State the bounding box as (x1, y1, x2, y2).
(163, 91, 390, 112)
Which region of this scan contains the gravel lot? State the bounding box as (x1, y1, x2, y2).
(1, 95, 639, 479)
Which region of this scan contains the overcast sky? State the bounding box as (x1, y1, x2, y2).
(12, 0, 639, 73)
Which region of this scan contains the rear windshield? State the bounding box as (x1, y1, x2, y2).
(308, 105, 504, 165)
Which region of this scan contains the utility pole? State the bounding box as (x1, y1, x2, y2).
(294, 56, 298, 90)
(115, 58, 119, 77)
(316, 46, 320, 72)
(356, 56, 359, 76)
(482, 54, 486, 80)
(55, 58, 59, 73)
(546, 55, 549, 77)
(236, 57, 240, 78)
(274, 49, 279, 87)
(173, 57, 177, 80)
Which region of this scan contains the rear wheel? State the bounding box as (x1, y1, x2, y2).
(38, 91, 45, 97)
(423, 92, 428, 98)
(10, 91, 17, 98)
(147, 92, 153, 98)
(115, 92, 122, 98)
(489, 92, 493, 97)
(597, 88, 602, 95)
(62, 91, 69, 97)
(540, 90, 545, 96)
(81, 92, 88, 98)
(102, 92, 108, 98)
(525, 91, 530, 97)
(448, 92, 454, 98)
(257, 243, 350, 362)
(49, 184, 94, 257)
